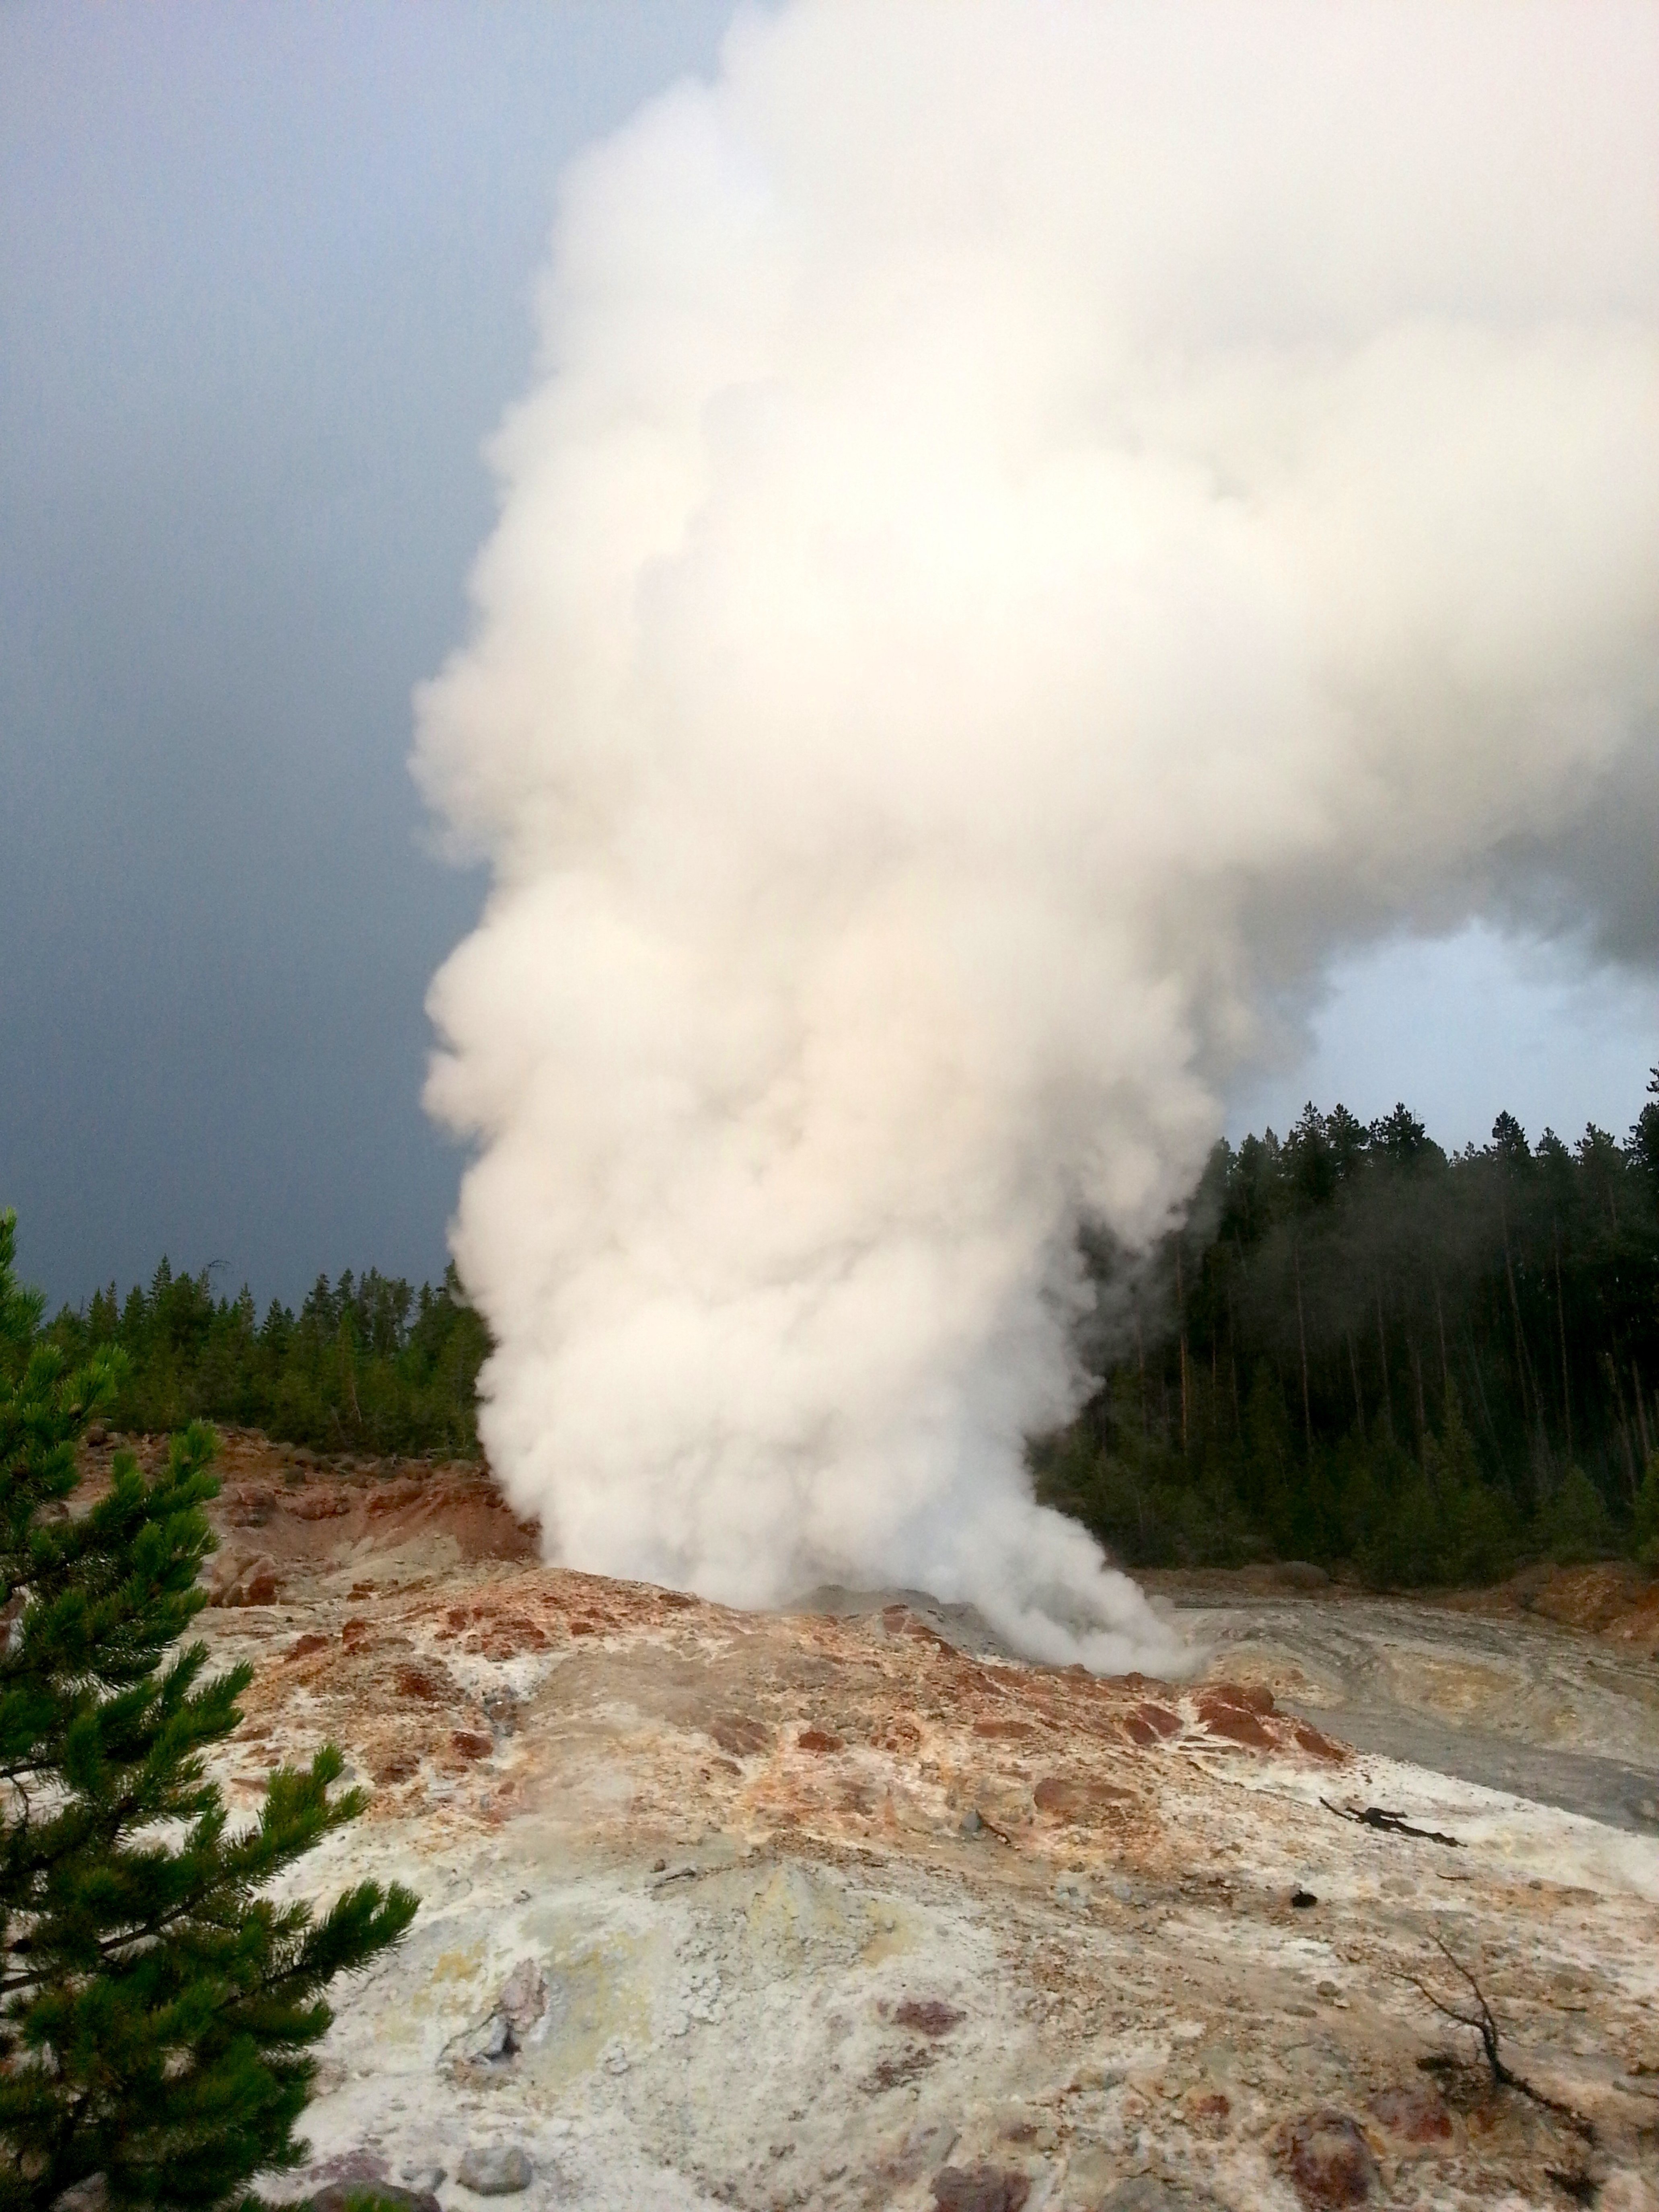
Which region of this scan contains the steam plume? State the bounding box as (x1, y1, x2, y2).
(415, 1, 1659, 1671)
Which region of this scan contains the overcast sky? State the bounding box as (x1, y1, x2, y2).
(3, 0, 1655, 1313)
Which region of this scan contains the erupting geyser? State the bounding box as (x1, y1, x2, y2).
(415, 0, 1659, 1670)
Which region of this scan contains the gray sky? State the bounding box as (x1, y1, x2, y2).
(1229, 923, 1657, 1155)
(1, 2, 734, 1309)
(3, 0, 1653, 1313)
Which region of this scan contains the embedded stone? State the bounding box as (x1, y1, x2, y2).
(1280, 2110, 1379, 2206)
(454, 2144, 533, 2196)
(1122, 1701, 1182, 1747)
(1368, 2082, 1453, 2143)
(241, 1558, 282, 1606)
(1032, 1774, 1132, 1822)
(930, 2167, 1031, 2212)
(1194, 1686, 1275, 1748)
(1291, 1720, 1347, 1762)
(709, 1713, 771, 1756)
(1099, 2181, 1224, 2210)
(310, 2187, 439, 2212)
(497, 1957, 548, 2035)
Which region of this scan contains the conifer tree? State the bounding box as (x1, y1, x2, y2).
(0, 1211, 417, 2212)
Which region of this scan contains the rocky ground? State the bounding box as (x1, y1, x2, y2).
(84, 1430, 1659, 2210)
(1137, 1566, 1659, 1837)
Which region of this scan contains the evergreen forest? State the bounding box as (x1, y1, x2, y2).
(24, 1068, 1659, 1587)
(1037, 1071, 1659, 1585)
(40, 1261, 487, 1458)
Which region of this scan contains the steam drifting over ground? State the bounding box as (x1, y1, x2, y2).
(415, 1, 1659, 1670)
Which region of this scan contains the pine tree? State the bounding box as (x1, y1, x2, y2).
(0, 1211, 417, 2212)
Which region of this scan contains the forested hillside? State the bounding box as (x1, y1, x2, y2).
(1037, 1073, 1659, 1586)
(43, 1259, 487, 1457)
(27, 1066, 1659, 1585)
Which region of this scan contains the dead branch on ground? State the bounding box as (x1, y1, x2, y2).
(1405, 1938, 1593, 2142)
(1322, 1798, 1461, 1847)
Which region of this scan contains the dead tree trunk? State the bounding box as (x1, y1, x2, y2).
(1432, 1268, 1451, 1406)
(1553, 1221, 1573, 1462)
(1293, 1238, 1312, 1457)
(1346, 1328, 1365, 1438)
(1633, 1357, 1652, 1468)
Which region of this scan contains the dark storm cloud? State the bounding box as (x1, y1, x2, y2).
(0, 2, 736, 1308)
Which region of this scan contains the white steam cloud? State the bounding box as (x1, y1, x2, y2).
(415, 0, 1659, 1673)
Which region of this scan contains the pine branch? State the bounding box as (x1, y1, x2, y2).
(1, 1221, 419, 2212)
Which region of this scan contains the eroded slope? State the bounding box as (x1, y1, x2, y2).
(81, 1431, 1659, 2209)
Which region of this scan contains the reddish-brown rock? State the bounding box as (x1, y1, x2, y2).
(288, 1490, 352, 1520)
(1281, 2109, 1380, 2205)
(1032, 1774, 1133, 1822)
(1369, 2082, 1453, 2143)
(930, 2167, 1031, 2212)
(1195, 1686, 1276, 1749)
(709, 1714, 772, 1757)
(1291, 1719, 1347, 1763)
(240, 1558, 282, 1606)
(1122, 1700, 1183, 1746)
(224, 1485, 276, 1527)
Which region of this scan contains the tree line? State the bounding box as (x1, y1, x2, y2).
(42, 1258, 488, 1458)
(25, 1063, 1659, 1585)
(1036, 1071, 1659, 1586)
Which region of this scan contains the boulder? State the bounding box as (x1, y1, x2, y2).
(1194, 1684, 1276, 1749)
(497, 1956, 548, 2037)
(224, 1485, 276, 1527)
(289, 1488, 352, 1520)
(441, 1958, 548, 2076)
(1121, 1700, 1182, 1747)
(1279, 2109, 1380, 2206)
(309, 2187, 439, 2212)
(1274, 1561, 1331, 1591)
(208, 1553, 282, 1608)
(455, 2144, 533, 2196)
(241, 1559, 282, 1606)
